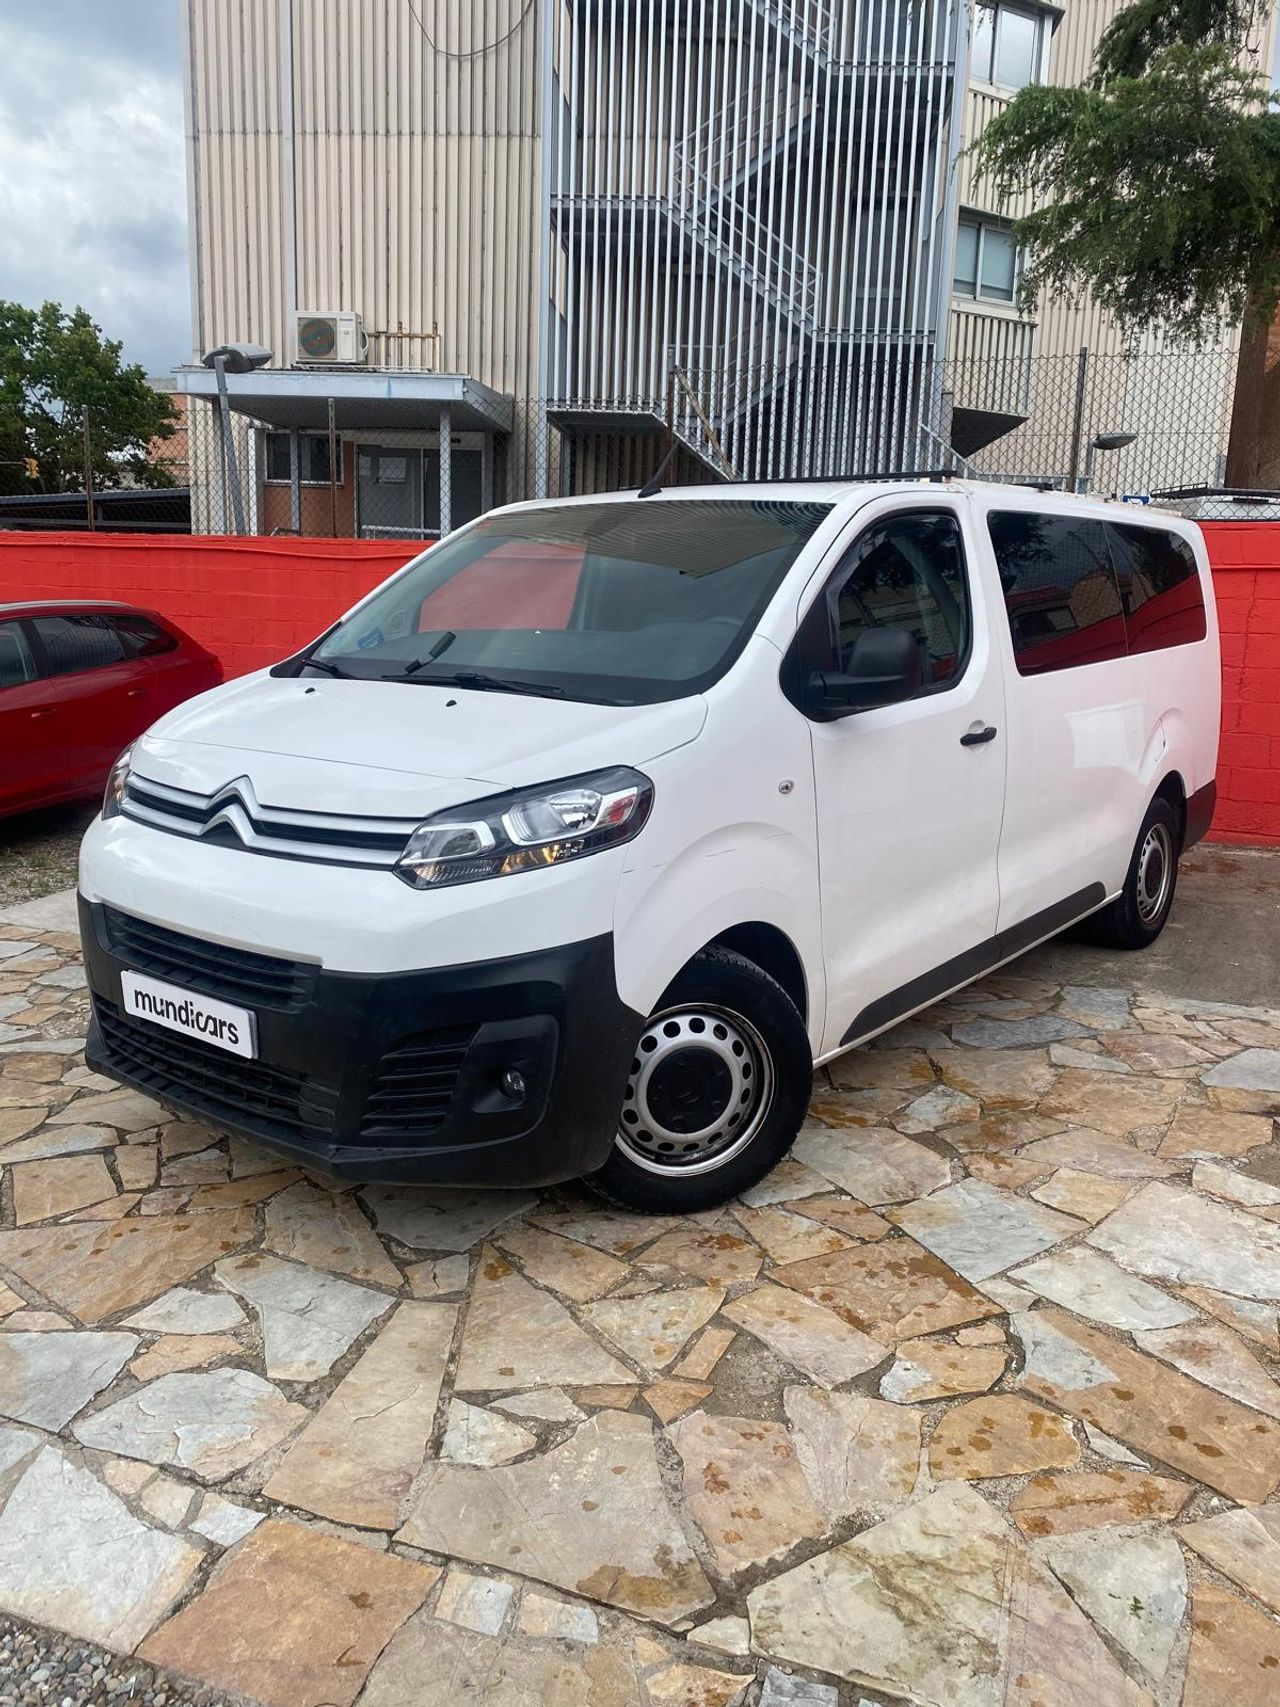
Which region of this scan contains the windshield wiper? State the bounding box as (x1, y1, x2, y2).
(389, 632, 457, 678)
(402, 669, 566, 699)
(300, 656, 358, 679)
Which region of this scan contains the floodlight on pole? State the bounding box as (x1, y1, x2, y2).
(201, 344, 273, 534)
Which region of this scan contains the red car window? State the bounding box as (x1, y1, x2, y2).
(32, 614, 129, 676)
(0, 621, 38, 689)
(113, 615, 180, 658)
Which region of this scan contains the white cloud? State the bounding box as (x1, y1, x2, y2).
(0, 4, 187, 375)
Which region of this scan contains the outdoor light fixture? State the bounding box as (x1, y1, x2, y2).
(1082, 428, 1138, 494)
(201, 343, 273, 376)
(201, 344, 274, 534)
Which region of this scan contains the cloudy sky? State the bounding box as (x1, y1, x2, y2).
(0, 0, 189, 376)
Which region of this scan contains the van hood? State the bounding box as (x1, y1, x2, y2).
(133, 671, 706, 817)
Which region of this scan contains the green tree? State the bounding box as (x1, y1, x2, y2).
(0, 300, 178, 497)
(974, 1, 1280, 338)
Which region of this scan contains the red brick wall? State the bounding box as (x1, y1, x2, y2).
(0, 533, 415, 679)
(1200, 522, 1280, 847)
(2, 524, 1278, 846)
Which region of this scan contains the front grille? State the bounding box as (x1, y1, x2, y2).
(122, 772, 420, 868)
(102, 907, 314, 1011)
(360, 1025, 478, 1140)
(95, 998, 338, 1143)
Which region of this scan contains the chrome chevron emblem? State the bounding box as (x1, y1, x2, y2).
(200, 777, 262, 844)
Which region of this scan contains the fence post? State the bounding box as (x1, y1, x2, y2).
(289, 428, 302, 533)
(327, 398, 338, 536)
(1067, 346, 1089, 493)
(211, 353, 248, 534)
(81, 406, 95, 532)
(439, 404, 452, 537)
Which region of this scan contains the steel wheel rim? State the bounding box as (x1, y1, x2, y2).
(615, 1003, 775, 1177)
(1136, 821, 1174, 924)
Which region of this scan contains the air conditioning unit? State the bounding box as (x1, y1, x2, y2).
(294, 310, 367, 364)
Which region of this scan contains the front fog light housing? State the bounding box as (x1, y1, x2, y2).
(395, 766, 653, 889)
(102, 744, 133, 819)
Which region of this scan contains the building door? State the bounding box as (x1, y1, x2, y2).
(426, 447, 484, 533)
(357, 446, 424, 538)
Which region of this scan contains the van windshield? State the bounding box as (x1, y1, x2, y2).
(306, 498, 831, 704)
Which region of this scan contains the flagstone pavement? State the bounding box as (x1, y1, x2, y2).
(1, 901, 1279, 1706)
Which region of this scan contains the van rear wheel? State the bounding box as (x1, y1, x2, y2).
(1078, 796, 1180, 950)
(589, 946, 812, 1213)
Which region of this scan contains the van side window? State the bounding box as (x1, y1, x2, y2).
(988, 511, 1126, 674)
(830, 511, 971, 690)
(1107, 523, 1207, 653)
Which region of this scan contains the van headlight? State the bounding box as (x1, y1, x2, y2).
(102, 745, 133, 820)
(394, 767, 653, 889)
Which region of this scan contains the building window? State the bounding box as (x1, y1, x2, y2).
(954, 216, 1019, 304)
(972, 3, 1046, 92)
(264, 432, 342, 484)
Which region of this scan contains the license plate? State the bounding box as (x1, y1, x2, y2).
(121, 971, 257, 1060)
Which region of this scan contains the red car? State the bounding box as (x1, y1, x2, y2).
(0, 601, 221, 818)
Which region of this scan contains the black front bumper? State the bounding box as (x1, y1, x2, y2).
(80, 897, 643, 1186)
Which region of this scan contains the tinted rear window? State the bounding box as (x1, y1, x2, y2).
(113, 615, 180, 658)
(987, 511, 1126, 675)
(1108, 523, 1206, 652)
(33, 614, 129, 676)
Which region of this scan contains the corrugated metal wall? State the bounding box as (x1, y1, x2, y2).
(184, 0, 289, 365)
(185, 0, 545, 487)
(1031, 0, 1137, 361)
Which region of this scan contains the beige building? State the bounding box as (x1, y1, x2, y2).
(177, 0, 973, 530)
(174, 1, 1266, 533)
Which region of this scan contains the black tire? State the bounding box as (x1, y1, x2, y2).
(1076, 796, 1181, 950)
(588, 945, 813, 1213)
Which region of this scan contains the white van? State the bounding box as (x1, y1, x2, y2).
(78, 480, 1220, 1211)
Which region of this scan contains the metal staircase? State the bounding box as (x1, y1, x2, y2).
(547, 1, 958, 483)
(744, 0, 845, 67)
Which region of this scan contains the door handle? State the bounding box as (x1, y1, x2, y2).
(126, 688, 147, 699)
(960, 725, 998, 747)
(29, 708, 56, 721)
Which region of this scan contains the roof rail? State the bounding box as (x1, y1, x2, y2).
(684, 469, 958, 487)
(1150, 485, 1280, 503)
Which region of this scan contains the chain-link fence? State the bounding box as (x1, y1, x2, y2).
(544, 344, 1280, 519)
(2, 345, 1276, 535)
(940, 345, 1279, 519)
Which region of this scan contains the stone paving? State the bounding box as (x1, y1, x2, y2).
(1, 906, 1279, 1705)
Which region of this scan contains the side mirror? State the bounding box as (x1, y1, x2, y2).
(807, 627, 923, 715)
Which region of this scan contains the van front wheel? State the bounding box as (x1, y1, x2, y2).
(1079, 796, 1181, 950)
(589, 946, 813, 1213)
